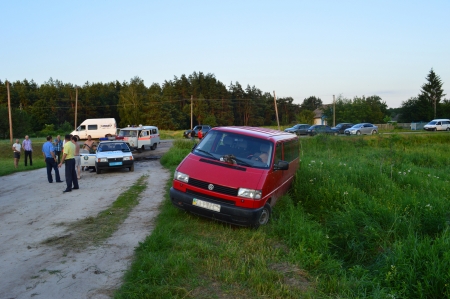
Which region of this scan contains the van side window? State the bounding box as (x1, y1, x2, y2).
(152, 129, 157, 134)
(88, 124, 98, 130)
(284, 139, 299, 162)
(78, 125, 86, 131)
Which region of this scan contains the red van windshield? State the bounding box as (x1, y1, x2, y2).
(193, 130, 273, 169)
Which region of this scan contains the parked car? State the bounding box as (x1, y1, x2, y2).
(344, 123, 378, 135)
(306, 125, 336, 136)
(423, 119, 450, 131)
(170, 126, 299, 228)
(80, 140, 134, 174)
(183, 125, 212, 138)
(331, 123, 354, 134)
(284, 124, 310, 135)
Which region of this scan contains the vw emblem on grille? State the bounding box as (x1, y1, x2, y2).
(208, 184, 214, 190)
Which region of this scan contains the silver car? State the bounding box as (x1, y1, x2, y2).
(344, 123, 378, 135)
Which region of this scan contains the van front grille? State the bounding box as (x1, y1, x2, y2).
(188, 178, 238, 196)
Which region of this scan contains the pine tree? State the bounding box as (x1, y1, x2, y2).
(421, 69, 446, 119)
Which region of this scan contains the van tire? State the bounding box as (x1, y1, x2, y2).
(151, 143, 157, 150)
(253, 203, 271, 228)
(446, 127, 450, 131)
(105, 134, 112, 137)
(74, 135, 79, 140)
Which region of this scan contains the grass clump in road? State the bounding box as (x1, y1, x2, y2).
(42, 175, 148, 253)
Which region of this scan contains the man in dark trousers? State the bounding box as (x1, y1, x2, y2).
(42, 135, 63, 183)
(58, 135, 79, 193)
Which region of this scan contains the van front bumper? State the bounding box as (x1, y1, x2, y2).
(170, 187, 263, 227)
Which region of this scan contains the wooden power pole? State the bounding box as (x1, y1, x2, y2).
(190, 95, 193, 129)
(333, 95, 336, 127)
(7, 81, 13, 143)
(75, 86, 78, 130)
(273, 91, 280, 131)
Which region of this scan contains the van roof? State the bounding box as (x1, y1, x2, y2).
(120, 126, 158, 130)
(212, 126, 297, 141)
(431, 119, 450, 121)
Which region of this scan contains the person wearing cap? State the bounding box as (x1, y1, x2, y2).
(42, 135, 63, 183)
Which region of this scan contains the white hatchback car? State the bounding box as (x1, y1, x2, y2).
(80, 140, 134, 174)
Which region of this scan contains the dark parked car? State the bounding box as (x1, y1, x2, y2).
(183, 125, 212, 138)
(344, 123, 378, 135)
(284, 124, 310, 135)
(331, 123, 354, 134)
(307, 125, 336, 136)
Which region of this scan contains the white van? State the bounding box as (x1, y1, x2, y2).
(424, 119, 450, 131)
(118, 125, 160, 151)
(71, 118, 117, 140)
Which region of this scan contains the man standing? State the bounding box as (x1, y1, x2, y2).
(12, 139, 21, 169)
(22, 135, 33, 166)
(58, 135, 79, 193)
(42, 135, 63, 183)
(54, 135, 63, 163)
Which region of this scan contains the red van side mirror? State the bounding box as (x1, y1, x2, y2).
(274, 160, 289, 170)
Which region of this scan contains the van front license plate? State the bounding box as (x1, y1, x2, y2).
(109, 162, 122, 166)
(193, 198, 221, 212)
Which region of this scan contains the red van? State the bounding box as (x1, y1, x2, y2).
(170, 126, 299, 227)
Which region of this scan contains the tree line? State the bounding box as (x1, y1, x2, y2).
(0, 70, 447, 138)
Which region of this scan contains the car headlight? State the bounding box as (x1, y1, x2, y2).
(174, 171, 189, 183)
(238, 188, 262, 200)
(98, 158, 108, 162)
(123, 156, 133, 161)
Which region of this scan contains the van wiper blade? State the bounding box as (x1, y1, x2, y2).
(232, 157, 252, 167)
(195, 149, 218, 160)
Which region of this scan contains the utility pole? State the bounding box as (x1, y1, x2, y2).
(273, 91, 280, 131)
(7, 81, 13, 143)
(333, 95, 336, 127)
(75, 86, 78, 130)
(190, 95, 193, 129)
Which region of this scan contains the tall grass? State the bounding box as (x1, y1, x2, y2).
(117, 133, 450, 298)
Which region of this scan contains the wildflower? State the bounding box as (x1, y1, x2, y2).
(325, 235, 329, 239)
(403, 172, 406, 175)
(343, 191, 348, 195)
(425, 204, 432, 209)
(311, 160, 315, 163)
(310, 179, 314, 182)
(398, 172, 401, 174)
(428, 174, 431, 177)
(408, 169, 411, 172)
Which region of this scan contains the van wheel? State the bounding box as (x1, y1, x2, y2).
(372, 130, 377, 135)
(105, 134, 112, 137)
(356, 131, 361, 135)
(151, 143, 157, 150)
(253, 203, 271, 229)
(74, 135, 79, 140)
(129, 164, 134, 172)
(447, 127, 450, 131)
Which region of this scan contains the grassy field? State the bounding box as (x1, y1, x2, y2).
(115, 133, 450, 299)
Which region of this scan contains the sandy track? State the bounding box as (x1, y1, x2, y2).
(0, 141, 172, 299)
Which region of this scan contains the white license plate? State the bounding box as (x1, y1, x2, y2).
(109, 161, 122, 166)
(192, 198, 221, 212)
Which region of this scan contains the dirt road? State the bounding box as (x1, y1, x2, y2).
(0, 140, 173, 299)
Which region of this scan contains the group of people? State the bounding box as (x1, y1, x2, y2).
(41, 134, 80, 193)
(12, 135, 34, 168)
(11, 134, 99, 193)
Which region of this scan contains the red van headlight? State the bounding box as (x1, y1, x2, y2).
(174, 171, 189, 183)
(238, 188, 262, 200)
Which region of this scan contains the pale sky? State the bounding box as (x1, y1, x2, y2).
(2, 0, 449, 108)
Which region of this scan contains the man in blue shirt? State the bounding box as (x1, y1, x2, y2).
(42, 135, 63, 183)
